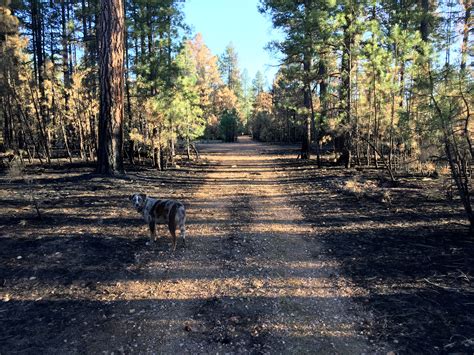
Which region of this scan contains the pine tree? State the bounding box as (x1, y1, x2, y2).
(172, 42, 204, 158)
(219, 43, 243, 98)
(188, 33, 222, 139)
(252, 70, 266, 95)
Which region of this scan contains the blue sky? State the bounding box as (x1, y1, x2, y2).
(183, 0, 283, 88)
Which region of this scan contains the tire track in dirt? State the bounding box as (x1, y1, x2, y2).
(191, 180, 273, 353)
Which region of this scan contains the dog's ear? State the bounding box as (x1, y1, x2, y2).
(139, 193, 147, 200)
(129, 194, 135, 201)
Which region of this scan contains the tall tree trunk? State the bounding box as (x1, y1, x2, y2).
(66, 3, 76, 71)
(460, 0, 472, 71)
(419, 0, 432, 42)
(152, 127, 161, 170)
(300, 0, 313, 160)
(301, 52, 311, 160)
(309, 83, 320, 167)
(341, 10, 354, 168)
(96, 0, 125, 175)
(61, 0, 71, 116)
(124, 0, 134, 164)
(81, 0, 88, 41)
(3, 99, 14, 149)
(168, 141, 174, 166)
(318, 60, 328, 168)
(31, 0, 51, 163)
(389, 92, 395, 169)
(372, 66, 378, 168)
(60, 115, 73, 163)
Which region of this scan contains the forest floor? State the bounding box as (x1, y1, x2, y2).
(0, 136, 473, 354)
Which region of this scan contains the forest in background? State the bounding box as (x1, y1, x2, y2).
(0, 0, 472, 231)
(0, 0, 260, 168)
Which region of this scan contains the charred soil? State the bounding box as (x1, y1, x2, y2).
(0, 137, 471, 353)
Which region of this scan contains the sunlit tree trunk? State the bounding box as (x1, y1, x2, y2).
(96, 0, 125, 174)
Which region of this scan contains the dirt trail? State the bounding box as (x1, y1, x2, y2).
(130, 137, 375, 353)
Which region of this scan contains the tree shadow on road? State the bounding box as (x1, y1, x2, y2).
(278, 158, 474, 353)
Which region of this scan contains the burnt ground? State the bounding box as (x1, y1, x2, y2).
(278, 158, 474, 353)
(0, 136, 472, 354)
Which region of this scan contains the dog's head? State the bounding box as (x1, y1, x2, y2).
(130, 193, 147, 212)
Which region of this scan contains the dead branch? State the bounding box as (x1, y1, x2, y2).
(359, 135, 396, 182)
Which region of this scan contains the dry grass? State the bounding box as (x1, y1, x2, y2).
(342, 178, 378, 199)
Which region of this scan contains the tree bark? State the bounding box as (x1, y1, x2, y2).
(31, 0, 51, 163)
(301, 86, 312, 159)
(301, 52, 311, 160)
(300, 0, 313, 160)
(61, 0, 71, 117)
(460, 0, 472, 71)
(340, 8, 354, 168)
(124, 0, 134, 164)
(419, 0, 432, 42)
(152, 127, 161, 170)
(317, 59, 328, 168)
(96, 0, 125, 175)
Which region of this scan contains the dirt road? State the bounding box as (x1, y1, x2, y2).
(125, 137, 376, 353)
(0, 137, 379, 354)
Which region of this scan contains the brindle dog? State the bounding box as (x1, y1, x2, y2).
(130, 193, 186, 251)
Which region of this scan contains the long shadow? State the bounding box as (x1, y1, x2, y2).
(2, 291, 463, 353)
(278, 161, 474, 353)
(24, 172, 104, 185)
(0, 296, 373, 353)
(5, 222, 462, 282)
(0, 157, 218, 350)
(9, 140, 470, 352)
(0, 234, 147, 285)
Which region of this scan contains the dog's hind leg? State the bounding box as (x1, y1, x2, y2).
(148, 221, 156, 243)
(169, 227, 177, 251)
(180, 225, 186, 246)
(179, 218, 186, 246)
(168, 215, 177, 251)
(178, 207, 186, 246)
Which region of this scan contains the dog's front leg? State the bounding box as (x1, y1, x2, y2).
(149, 221, 156, 243)
(169, 228, 177, 251)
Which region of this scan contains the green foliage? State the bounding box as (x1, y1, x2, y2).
(252, 70, 266, 96)
(172, 43, 205, 142)
(219, 43, 243, 98)
(219, 109, 240, 142)
(251, 111, 277, 142)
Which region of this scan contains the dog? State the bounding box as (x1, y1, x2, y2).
(130, 193, 186, 251)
